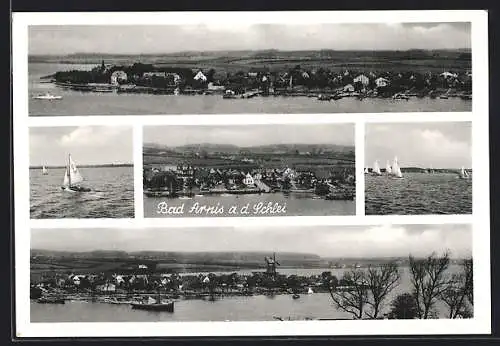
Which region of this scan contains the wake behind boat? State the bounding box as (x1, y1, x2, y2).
(61, 154, 91, 192)
(33, 92, 62, 100)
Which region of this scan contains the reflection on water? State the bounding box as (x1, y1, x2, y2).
(144, 192, 355, 217)
(365, 173, 472, 215)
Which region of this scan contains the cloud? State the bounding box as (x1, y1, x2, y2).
(365, 123, 472, 168)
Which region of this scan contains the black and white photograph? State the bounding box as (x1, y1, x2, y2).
(30, 224, 473, 322)
(143, 124, 355, 217)
(29, 126, 135, 219)
(364, 122, 472, 215)
(29, 22, 471, 116)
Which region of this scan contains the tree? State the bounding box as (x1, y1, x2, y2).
(409, 251, 451, 319)
(328, 269, 368, 319)
(365, 262, 401, 319)
(388, 293, 419, 319)
(440, 258, 473, 319)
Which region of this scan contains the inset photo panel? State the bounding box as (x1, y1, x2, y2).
(29, 125, 134, 219)
(143, 123, 355, 217)
(29, 223, 473, 323)
(364, 122, 472, 215)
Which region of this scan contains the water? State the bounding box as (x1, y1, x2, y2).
(30, 267, 459, 322)
(144, 192, 355, 217)
(365, 173, 472, 215)
(29, 63, 472, 116)
(30, 166, 134, 219)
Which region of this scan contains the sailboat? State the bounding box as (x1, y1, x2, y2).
(385, 161, 392, 175)
(372, 160, 382, 176)
(42, 166, 48, 175)
(459, 166, 471, 180)
(364, 168, 369, 174)
(61, 154, 91, 192)
(391, 156, 403, 179)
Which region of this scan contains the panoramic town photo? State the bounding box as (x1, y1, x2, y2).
(364, 122, 472, 215)
(29, 126, 135, 219)
(29, 23, 471, 116)
(30, 224, 473, 322)
(142, 124, 355, 217)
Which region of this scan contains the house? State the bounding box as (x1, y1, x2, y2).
(193, 71, 207, 82)
(138, 264, 148, 269)
(96, 283, 116, 292)
(440, 71, 458, 79)
(248, 72, 258, 78)
(375, 77, 389, 88)
(353, 74, 369, 86)
(143, 72, 167, 78)
(244, 173, 255, 186)
(343, 84, 355, 92)
(301, 71, 310, 79)
(110, 70, 128, 85)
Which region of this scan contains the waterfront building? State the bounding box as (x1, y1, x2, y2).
(110, 70, 128, 85)
(375, 77, 390, 88)
(353, 74, 370, 86)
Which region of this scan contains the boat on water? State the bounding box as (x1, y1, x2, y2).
(317, 94, 331, 101)
(37, 296, 65, 304)
(392, 93, 409, 100)
(385, 161, 392, 175)
(61, 154, 91, 192)
(364, 168, 369, 174)
(42, 165, 48, 175)
(307, 287, 314, 294)
(292, 294, 300, 299)
(459, 166, 471, 180)
(131, 294, 174, 312)
(372, 160, 382, 176)
(390, 157, 403, 179)
(33, 92, 62, 100)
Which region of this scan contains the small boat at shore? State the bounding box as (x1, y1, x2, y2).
(33, 92, 62, 100)
(292, 294, 300, 299)
(131, 294, 174, 312)
(37, 296, 65, 304)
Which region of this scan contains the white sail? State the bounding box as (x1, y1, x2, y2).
(385, 161, 391, 174)
(307, 287, 314, 294)
(42, 166, 48, 174)
(373, 161, 381, 175)
(68, 155, 84, 185)
(460, 166, 470, 179)
(392, 157, 403, 178)
(364, 168, 369, 174)
(62, 168, 70, 186)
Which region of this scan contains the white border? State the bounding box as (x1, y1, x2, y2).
(13, 10, 490, 337)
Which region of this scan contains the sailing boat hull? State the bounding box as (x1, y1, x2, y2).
(130, 302, 174, 312)
(62, 186, 91, 192)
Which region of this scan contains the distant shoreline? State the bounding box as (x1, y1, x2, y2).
(30, 163, 133, 169)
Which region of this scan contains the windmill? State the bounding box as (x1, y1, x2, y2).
(265, 252, 280, 278)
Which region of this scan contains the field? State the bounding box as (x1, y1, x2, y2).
(29, 49, 471, 74)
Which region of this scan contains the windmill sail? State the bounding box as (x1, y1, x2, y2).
(373, 161, 381, 175)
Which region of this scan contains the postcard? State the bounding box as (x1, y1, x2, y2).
(12, 10, 490, 338)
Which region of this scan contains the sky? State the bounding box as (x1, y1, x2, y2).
(365, 122, 472, 169)
(31, 224, 472, 258)
(28, 23, 471, 55)
(29, 126, 133, 166)
(144, 124, 354, 147)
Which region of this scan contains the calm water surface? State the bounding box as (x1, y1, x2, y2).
(144, 192, 355, 217)
(31, 267, 459, 322)
(30, 166, 134, 219)
(29, 63, 472, 116)
(365, 173, 472, 215)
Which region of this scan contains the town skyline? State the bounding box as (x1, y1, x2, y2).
(31, 224, 472, 258)
(29, 23, 471, 55)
